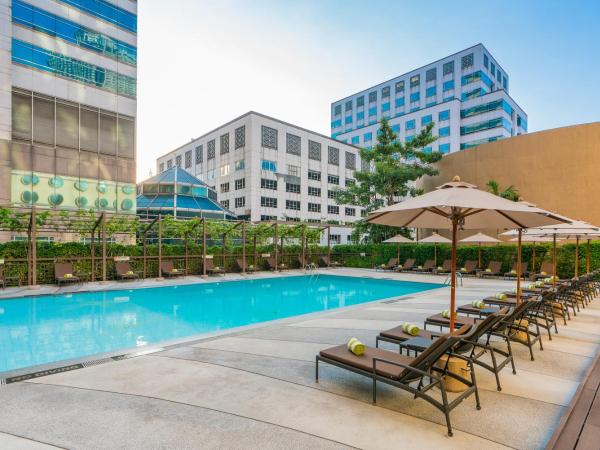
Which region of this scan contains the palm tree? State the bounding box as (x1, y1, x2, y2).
(486, 179, 519, 201)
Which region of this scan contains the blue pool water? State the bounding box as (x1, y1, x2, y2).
(0, 275, 440, 373)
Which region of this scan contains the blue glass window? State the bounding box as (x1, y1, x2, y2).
(442, 80, 454, 91)
(503, 76, 508, 90)
(382, 102, 390, 112)
(423, 146, 432, 153)
(12, 0, 136, 65)
(406, 120, 415, 130)
(439, 126, 450, 137)
(57, 0, 136, 33)
(460, 136, 503, 150)
(461, 88, 485, 101)
(391, 124, 400, 133)
(443, 96, 455, 102)
(364, 132, 372, 141)
(461, 99, 513, 119)
(491, 63, 496, 76)
(395, 97, 405, 107)
(438, 110, 450, 121)
(410, 92, 420, 102)
(483, 54, 488, 69)
(368, 107, 377, 116)
(461, 71, 492, 88)
(261, 159, 277, 172)
(460, 117, 512, 135)
(405, 135, 414, 143)
(351, 136, 359, 145)
(421, 115, 432, 126)
(345, 116, 352, 124)
(12, 39, 136, 97)
(356, 111, 364, 121)
(331, 119, 342, 128)
(439, 143, 450, 154)
(517, 115, 528, 132)
(425, 86, 436, 97)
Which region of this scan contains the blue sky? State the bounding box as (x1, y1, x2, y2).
(137, 0, 600, 180)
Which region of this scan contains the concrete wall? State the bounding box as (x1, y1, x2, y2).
(419, 122, 600, 233)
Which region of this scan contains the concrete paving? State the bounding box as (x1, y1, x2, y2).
(0, 268, 598, 449)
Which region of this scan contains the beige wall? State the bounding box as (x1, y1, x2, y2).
(419, 122, 600, 236)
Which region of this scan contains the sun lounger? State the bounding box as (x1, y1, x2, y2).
(55, 262, 80, 287)
(376, 258, 398, 271)
(413, 260, 435, 273)
(458, 260, 478, 275)
(396, 258, 415, 272)
(267, 257, 288, 271)
(479, 261, 502, 278)
(316, 330, 480, 436)
(161, 260, 185, 278)
(204, 258, 225, 275)
(531, 261, 555, 280)
(115, 261, 139, 281)
(435, 259, 452, 274)
(319, 255, 340, 268)
(504, 262, 529, 278)
(236, 258, 257, 273)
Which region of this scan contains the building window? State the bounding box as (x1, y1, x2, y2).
(327, 174, 339, 185)
(287, 164, 300, 177)
(395, 80, 405, 93)
(328, 205, 339, 215)
(327, 190, 336, 199)
(406, 120, 415, 130)
(483, 54, 489, 69)
(235, 126, 245, 149)
(382, 86, 390, 98)
(439, 126, 450, 137)
(439, 110, 450, 121)
(308, 170, 321, 181)
(345, 100, 353, 110)
(461, 53, 474, 70)
(166, 160, 173, 169)
(328, 146, 339, 165)
(261, 215, 277, 221)
(491, 62, 496, 76)
(308, 140, 322, 161)
(410, 75, 420, 87)
(345, 152, 356, 170)
(261, 125, 278, 149)
(261, 178, 278, 190)
(368, 91, 377, 103)
(345, 207, 356, 216)
(235, 178, 245, 190)
(220, 200, 229, 209)
(286, 133, 301, 156)
(443, 80, 455, 91)
(220, 164, 230, 176)
(159, 162, 165, 172)
(410, 92, 420, 103)
(184, 150, 192, 168)
(356, 96, 364, 107)
(175, 155, 182, 167)
(308, 186, 321, 197)
(426, 86, 437, 97)
(361, 159, 370, 172)
(235, 159, 245, 171)
(439, 143, 451, 154)
(421, 115, 432, 126)
(443, 61, 454, 75)
(345, 178, 355, 186)
(206, 169, 215, 180)
(261, 197, 277, 208)
(261, 159, 277, 172)
(220, 182, 230, 193)
(330, 234, 341, 244)
(235, 197, 245, 208)
(308, 203, 321, 213)
(195, 145, 203, 164)
(286, 182, 300, 193)
(207, 139, 216, 159)
(425, 68, 437, 82)
(334, 104, 341, 115)
(286, 200, 300, 211)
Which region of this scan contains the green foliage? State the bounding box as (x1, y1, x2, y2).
(486, 179, 519, 202)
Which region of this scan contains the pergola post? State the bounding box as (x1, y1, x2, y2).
(241, 221, 246, 274)
(202, 218, 207, 277)
(157, 214, 163, 280)
(301, 225, 306, 268)
(575, 236, 579, 278)
(253, 235, 257, 269)
(587, 239, 591, 274)
(101, 212, 107, 283)
(29, 207, 38, 289)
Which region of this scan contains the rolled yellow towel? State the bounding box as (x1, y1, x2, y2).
(494, 292, 507, 300)
(540, 271, 547, 276)
(442, 309, 453, 319)
(471, 300, 486, 309)
(461, 267, 467, 272)
(401, 322, 420, 336)
(485, 268, 492, 272)
(510, 269, 516, 274)
(347, 337, 365, 356)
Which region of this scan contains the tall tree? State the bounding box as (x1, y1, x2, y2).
(336, 118, 440, 242)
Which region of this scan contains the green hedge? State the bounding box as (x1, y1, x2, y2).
(0, 240, 598, 285)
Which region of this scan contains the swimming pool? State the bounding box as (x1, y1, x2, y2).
(0, 275, 441, 373)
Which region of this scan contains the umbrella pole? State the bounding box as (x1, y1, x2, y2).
(575, 236, 579, 278)
(553, 234, 557, 287)
(587, 239, 591, 274)
(450, 218, 458, 333)
(434, 243, 437, 266)
(478, 242, 481, 269)
(516, 229, 522, 304)
(532, 242, 536, 273)
(397, 242, 400, 263)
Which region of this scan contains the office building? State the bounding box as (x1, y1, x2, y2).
(156, 112, 365, 244)
(0, 0, 137, 215)
(331, 44, 527, 154)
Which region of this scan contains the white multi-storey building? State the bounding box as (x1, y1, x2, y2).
(331, 44, 527, 154)
(0, 0, 137, 215)
(156, 112, 364, 244)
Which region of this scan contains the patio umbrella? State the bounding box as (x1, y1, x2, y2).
(509, 235, 561, 274)
(368, 176, 568, 331)
(459, 232, 500, 269)
(418, 232, 451, 266)
(383, 234, 414, 262)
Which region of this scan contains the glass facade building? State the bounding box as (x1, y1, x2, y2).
(330, 44, 527, 154)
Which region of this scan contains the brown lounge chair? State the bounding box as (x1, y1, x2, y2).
(504, 262, 529, 278)
(479, 261, 502, 278)
(412, 260, 435, 273)
(161, 260, 185, 278)
(0, 265, 5, 289)
(435, 259, 452, 274)
(236, 258, 257, 273)
(204, 258, 225, 275)
(115, 261, 139, 281)
(320, 255, 340, 268)
(396, 258, 415, 272)
(267, 257, 288, 271)
(316, 327, 481, 437)
(55, 262, 80, 287)
(458, 260, 478, 275)
(376, 258, 398, 271)
(531, 261, 555, 280)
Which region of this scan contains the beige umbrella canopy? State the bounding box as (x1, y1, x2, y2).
(419, 232, 451, 266)
(383, 234, 414, 262)
(460, 232, 500, 269)
(368, 176, 568, 331)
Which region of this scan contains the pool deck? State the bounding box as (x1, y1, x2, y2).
(0, 268, 598, 449)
